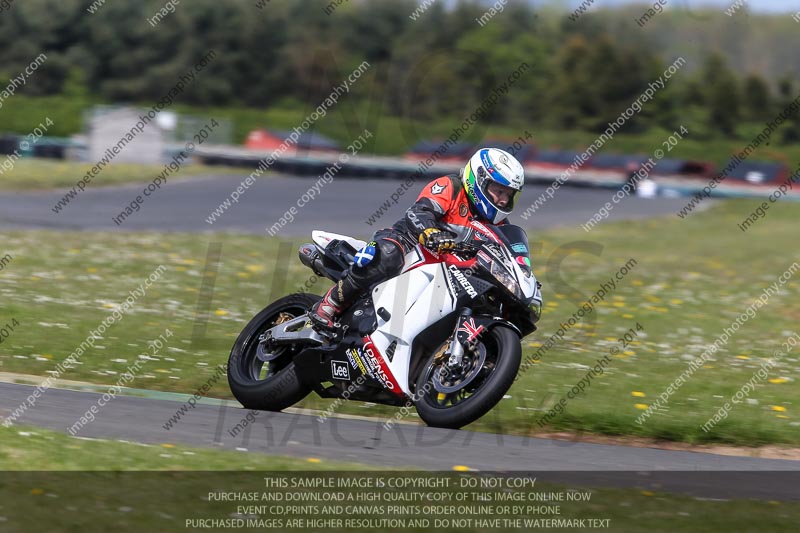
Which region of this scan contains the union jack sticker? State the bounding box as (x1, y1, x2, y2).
(457, 317, 485, 343)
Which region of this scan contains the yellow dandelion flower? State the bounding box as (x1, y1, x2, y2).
(632, 391, 646, 397)
(175, 266, 187, 272)
(245, 265, 264, 273)
(769, 378, 788, 384)
(641, 490, 654, 496)
(622, 314, 634, 319)
(307, 458, 321, 463)
(214, 310, 229, 316)
(161, 444, 175, 448)
(612, 302, 626, 308)
(771, 406, 787, 412)
(776, 415, 790, 419)
(623, 350, 635, 356)
(634, 403, 648, 410)
(632, 280, 644, 286)
(452, 465, 472, 472)
(30, 488, 44, 495)
(87, 267, 98, 273)
(735, 355, 750, 360)
(670, 299, 683, 305)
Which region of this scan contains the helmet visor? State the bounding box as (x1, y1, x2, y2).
(484, 180, 519, 211)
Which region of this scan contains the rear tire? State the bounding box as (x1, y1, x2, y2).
(414, 325, 520, 429)
(227, 293, 319, 411)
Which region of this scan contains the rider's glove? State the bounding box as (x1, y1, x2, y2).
(419, 228, 456, 253)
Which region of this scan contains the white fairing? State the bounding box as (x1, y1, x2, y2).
(312, 230, 366, 252)
(369, 261, 457, 395)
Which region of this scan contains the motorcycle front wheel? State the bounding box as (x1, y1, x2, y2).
(414, 325, 521, 429)
(227, 293, 318, 411)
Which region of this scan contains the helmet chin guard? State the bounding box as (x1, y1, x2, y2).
(462, 148, 525, 224)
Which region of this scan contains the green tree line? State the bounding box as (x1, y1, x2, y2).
(1, 0, 799, 145)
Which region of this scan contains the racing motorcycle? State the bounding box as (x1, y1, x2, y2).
(227, 219, 542, 429)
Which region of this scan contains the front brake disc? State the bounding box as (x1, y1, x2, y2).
(432, 344, 487, 394)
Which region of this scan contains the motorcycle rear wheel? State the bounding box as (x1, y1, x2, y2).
(227, 293, 318, 411)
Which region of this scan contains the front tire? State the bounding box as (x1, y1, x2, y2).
(414, 325, 521, 429)
(227, 293, 319, 411)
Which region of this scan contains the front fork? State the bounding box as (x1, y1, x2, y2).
(446, 308, 481, 367)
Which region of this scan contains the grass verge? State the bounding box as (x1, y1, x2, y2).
(0, 159, 245, 192)
(1, 199, 798, 446)
(0, 428, 796, 533)
(0, 424, 376, 471)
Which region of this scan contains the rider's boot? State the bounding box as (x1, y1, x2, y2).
(309, 276, 362, 333)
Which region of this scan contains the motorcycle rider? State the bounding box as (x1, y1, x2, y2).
(309, 147, 525, 333)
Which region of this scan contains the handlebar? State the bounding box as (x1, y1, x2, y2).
(448, 241, 481, 255)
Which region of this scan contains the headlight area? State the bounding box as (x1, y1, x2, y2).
(529, 299, 542, 322)
(490, 260, 522, 299)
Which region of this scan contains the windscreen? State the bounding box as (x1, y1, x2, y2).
(494, 224, 532, 274)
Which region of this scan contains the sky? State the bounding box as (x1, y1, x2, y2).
(562, 0, 796, 13)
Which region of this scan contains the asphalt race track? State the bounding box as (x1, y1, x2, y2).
(0, 172, 694, 237)
(2, 382, 799, 500)
(7, 171, 793, 501)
